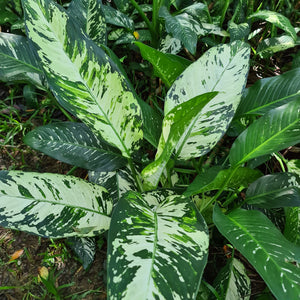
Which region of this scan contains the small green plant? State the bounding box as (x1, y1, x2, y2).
(0, 0, 299, 299)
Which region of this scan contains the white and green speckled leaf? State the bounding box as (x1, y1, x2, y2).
(24, 122, 127, 172)
(107, 190, 209, 299)
(142, 92, 217, 190)
(68, 0, 107, 46)
(67, 236, 96, 270)
(213, 258, 251, 300)
(0, 32, 44, 88)
(248, 10, 297, 41)
(165, 41, 250, 160)
(22, 0, 143, 158)
(101, 4, 134, 31)
(0, 171, 112, 238)
(89, 167, 137, 204)
(213, 205, 300, 299)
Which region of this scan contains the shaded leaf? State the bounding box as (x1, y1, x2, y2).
(102, 4, 134, 30)
(284, 207, 300, 246)
(108, 190, 209, 299)
(248, 10, 297, 41)
(89, 167, 136, 204)
(213, 205, 300, 299)
(67, 236, 96, 270)
(160, 6, 199, 54)
(184, 167, 262, 197)
(0, 32, 44, 88)
(0, 171, 112, 238)
(257, 35, 300, 58)
(245, 173, 300, 208)
(212, 258, 251, 300)
(24, 122, 127, 172)
(230, 100, 300, 166)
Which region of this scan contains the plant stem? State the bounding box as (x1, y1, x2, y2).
(201, 165, 240, 212)
(128, 0, 156, 43)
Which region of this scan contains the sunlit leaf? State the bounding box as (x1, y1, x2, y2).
(108, 190, 209, 299)
(0, 171, 112, 238)
(22, 0, 143, 158)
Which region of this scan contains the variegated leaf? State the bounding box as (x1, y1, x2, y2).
(22, 0, 143, 158)
(165, 41, 250, 160)
(0, 171, 112, 238)
(142, 92, 217, 190)
(0, 32, 44, 88)
(67, 236, 96, 269)
(89, 167, 137, 204)
(213, 205, 300, 299)
(101, 4, 134, 31)
(213, 258, 251, 300)
(107, 190, 209, 299)
(24, 122, 127, 172)
(68, 0, 107, 46)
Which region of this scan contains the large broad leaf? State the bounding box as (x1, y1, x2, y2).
(89, 167, 137, 204)
(142, 92, 217, 190)
(0, 171, 112, 238)
(165, 41, 250, 160)
(68, 0, 107, 46)
(230, 100, 300, 166)
(0, 32, 44, 88)
(184, 166, 262, 197)
(212, 258, 251, 300)
(248, 10, 297, 41)
(236, 68, 300, 116)
(24, 122, 127, 172)
(135, 41, 191, 88)
(284, 207, 300, 246)
(245, 173, 300, 208)
(107, 190, 209, 299)
(213, 205, 300, 299)
(22, 0, 143, 158)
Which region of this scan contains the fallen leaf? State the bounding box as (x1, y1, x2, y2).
(38, 266, 49, 281)
(9, 249, 24, 261)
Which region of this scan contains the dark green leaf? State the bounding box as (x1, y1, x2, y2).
(213, 205, 300, 299)
(230, 100, 300, 166)
(246, 173, 300, 208)
(236, 68, 300, 116)
(24, 122, 127, 172)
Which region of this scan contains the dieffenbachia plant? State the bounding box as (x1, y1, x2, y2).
(0, 0, 299, 299)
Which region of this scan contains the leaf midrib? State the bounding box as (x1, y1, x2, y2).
(0, 195, 109, 215)
(228, 215, 296, 290)
(236, 117, 299, 166)
(29, 2, 131, 157)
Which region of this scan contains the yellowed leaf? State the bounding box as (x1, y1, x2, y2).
(9, 249, 24, 261)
